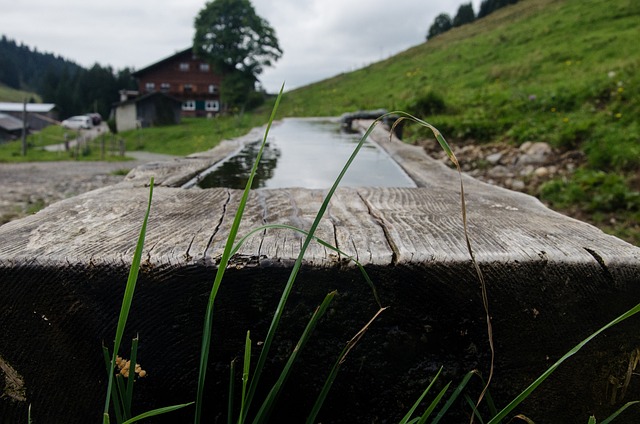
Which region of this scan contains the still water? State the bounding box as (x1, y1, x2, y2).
(195, 117, 416, 189)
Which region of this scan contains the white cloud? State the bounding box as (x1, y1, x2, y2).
(0, 0, 483, 91)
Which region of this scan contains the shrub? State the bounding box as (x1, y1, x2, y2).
(406, 90, 447, 117)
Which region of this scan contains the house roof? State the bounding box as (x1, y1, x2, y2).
(132, 47, 193, 77)
(0, 112, 24, 132)
(114, 91, 183, 107)
(0, 102, 56, 113)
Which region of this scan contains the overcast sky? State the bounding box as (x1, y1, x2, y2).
(1, 0, 482, 93)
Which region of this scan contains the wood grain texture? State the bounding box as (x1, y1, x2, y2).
(1, 119, 637, 272)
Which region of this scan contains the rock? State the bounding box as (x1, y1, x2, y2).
(511, 179, 526, 191)
(488, 165, 512, 178)
(519, 142, 553, 165)
(519, 165, 535, 177)
(534, 167, 550, 177)
(486, 152, 503, 165)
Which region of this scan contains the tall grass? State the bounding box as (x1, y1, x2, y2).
(102, 89, 639, 423)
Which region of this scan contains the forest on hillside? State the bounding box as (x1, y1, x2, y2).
(0, 36, 136, 119)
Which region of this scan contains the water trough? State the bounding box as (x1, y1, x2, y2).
(1, 118, 639, 423)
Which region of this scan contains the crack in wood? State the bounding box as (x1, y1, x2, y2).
(184, 232, 198, 262)
(330, 219, 341, 261)
(257, 191, 268, 265)
(357, 191, 398, 265)
(584, 247, 615, 287)
(203, 189, 231, 260)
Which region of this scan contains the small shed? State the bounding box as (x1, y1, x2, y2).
(0, 102, 58, 131)
(0, 112, 23, 142)
(114, 92, 182, 132)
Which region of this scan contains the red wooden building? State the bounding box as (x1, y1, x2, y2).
(132, 48, 223, 117)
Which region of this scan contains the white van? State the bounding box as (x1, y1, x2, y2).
(61, 115, 93, 130)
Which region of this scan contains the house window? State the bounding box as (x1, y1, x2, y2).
(145, 82, 155, 92)
(183, 84, 193, 93)
(208, 84, 218, 94)
(199, 63, 210, 72)
(182, 100, 196, 111)
(160, 83, 170, 92)
(205, 100, 220, 112)
(179, 62, 189, 71)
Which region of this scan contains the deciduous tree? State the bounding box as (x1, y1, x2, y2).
(427, 13, 453, 40)
(193, 0, 282, 110)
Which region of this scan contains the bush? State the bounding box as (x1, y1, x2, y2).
(406, 90, 447, 117)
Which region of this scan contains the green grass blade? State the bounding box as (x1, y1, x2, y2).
(392, 111, 495, 413)
(231, 223, 381, 307)
(104, 178, 154, 419)
(121, 402, 194, 424)
(464, 394, 486, 424)
(245, 118, 387, 413)
(252, 291, 336, 423)
(600, 400, 640, 424)
(417, 382, 452, 424)
(125, 336, 139, 416)
(115, 375, 129, 420)
(488, 302, 640, 423)
(432, 370, 480, 424)
(588, 417, 597, 424)
(305, 307, 387, 424)
(399, 367, 444, 424)
(194, 84, 284, 424)
(102, 345, 124, 423)
(239, 331, 251, 424)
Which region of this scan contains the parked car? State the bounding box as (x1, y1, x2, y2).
(61, 115, 93, 130)
(86, 113, 102, 125)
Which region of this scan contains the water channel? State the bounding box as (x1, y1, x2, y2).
(192, 117, 416, 189)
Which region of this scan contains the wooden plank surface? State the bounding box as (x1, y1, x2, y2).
(0, 181, 637, 270)
(0, 119, 638, 270)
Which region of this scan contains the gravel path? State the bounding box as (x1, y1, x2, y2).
(0, 152, 175, 225)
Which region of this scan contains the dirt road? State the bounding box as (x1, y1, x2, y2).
(0, 152, 175, 225)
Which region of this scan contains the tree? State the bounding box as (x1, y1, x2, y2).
(478, 0, 519, 19)
(427, 13, 453, 40)
(453, 3, 475, 27)
(193, 0, 282, 110)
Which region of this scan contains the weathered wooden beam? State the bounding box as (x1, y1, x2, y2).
(0, 120, 639, 423)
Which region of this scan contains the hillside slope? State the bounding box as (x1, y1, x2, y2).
(0, 84, 41, 103)
(277, 0, 639, 243)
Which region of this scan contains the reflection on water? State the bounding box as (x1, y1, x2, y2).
(197, 141, 281, 189)
(196, 118, 416, 189)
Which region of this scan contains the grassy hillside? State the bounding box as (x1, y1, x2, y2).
(276, 0, 639, 243)
(0, 83, 41, 103)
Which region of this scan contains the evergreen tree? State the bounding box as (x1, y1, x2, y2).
(478, 0, 519, 19)
(453, 3, 476, 27)
(0, 34, 136, 119)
